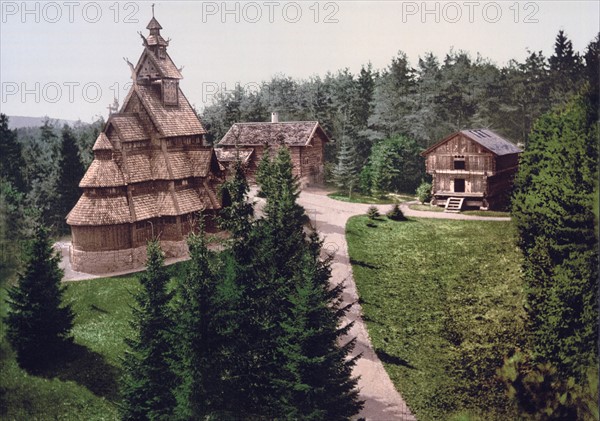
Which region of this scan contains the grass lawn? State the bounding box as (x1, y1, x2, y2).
(408, 203, 445, 212)
(0, 263, 187, 420)
(328, 191, 414, 204)
(408, 204, 511, 218)
(346, 216, 525, 421)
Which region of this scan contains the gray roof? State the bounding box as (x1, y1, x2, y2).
(218, 121, 329, 147)
(460, 129, 522, 156)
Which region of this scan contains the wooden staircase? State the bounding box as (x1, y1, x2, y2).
(445, 197, 464, 213)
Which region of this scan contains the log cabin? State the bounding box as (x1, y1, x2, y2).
(66, 14, 223, 274)
(421, 129, 522, 211)
(216, 112, 330, 187)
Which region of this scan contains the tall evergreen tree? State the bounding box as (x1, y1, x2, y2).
(4, 224, 74, 369)
(512, 91, 598, 379)
(121, 240, 177, 420)
(173, 219, 221, 419)
(55, 124, 85, 233)
(549, 30, 584, 102)
(0, 114, 26, 192)
(332, 135, 359, 196)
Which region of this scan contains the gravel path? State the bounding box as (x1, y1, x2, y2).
(58, 187, 510, 420)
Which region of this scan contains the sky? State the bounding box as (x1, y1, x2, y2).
(1, 1, 598, 122)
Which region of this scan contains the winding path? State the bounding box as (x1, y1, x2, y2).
(58, 187, 509, 420)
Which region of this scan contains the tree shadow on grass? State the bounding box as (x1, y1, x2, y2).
(375, 348, 416, 370)
(27, 342, 120, 402)
(350, 258, 379, 270)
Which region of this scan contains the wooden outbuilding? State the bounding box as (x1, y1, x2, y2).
(216, 112, 330, 187)
(66, 15, 222, 274)
(421, 129, 522, 211)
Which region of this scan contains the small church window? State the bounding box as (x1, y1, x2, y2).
(454, 158, 465, 170)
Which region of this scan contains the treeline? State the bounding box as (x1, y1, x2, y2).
(0, 115, 102, 279)
(5, 148, 364, 420)
(202, 30, 598, 195)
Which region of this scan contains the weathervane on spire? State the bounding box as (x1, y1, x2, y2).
(151, 3, 155, 17)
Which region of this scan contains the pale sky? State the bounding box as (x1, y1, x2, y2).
(1, 1, 598, 122)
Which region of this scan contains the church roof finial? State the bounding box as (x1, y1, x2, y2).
(152, 3, 155, 18)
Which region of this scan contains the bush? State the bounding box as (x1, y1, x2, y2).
(416, 182, 432, 204)
(366, 206, 380, 220)
(386, 204, 406, 221)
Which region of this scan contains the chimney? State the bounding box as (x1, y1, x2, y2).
(271, 111, 279, 123)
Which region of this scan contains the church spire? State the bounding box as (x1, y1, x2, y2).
(144, 5, 168, 51)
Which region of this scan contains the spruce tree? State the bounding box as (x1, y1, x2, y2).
(173, 218, 221, 419)
(332, 135, 359, 197)
(55, 124, 85, 233)
(512, 92, 598, 380)
(0, 114, 26, 192)
(121, 240, 177, 420)
(4, 224, 74, 369)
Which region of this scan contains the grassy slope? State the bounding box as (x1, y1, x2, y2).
(1, 264, 187, 420)
(346, 216, 525, 420)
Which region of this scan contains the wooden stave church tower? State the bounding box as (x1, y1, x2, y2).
(67, 15, 222, 274)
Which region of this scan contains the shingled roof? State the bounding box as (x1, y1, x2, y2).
(218, 121, 329, 147)
(214, 147, 254, 163)
(108, 114, 148, 142)
(134, 85, 205, 137)
(92, 132, 112, 151)
(422, 129, 522, 157)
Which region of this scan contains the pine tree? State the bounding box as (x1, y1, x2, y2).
(173, 218, 221, 419)
(229, 147, 362, 418)
(549, 30, 584, 102)
(332, 135, 359, 197)
(512, 92, 598, 380)
(277, 232, 363, 419)
(55, 124, 85, 233)
(0, 114, 26, 192)
(121, 240, 177, 420)
(218, 159, 254, 241)
(4, 224, 74, 369)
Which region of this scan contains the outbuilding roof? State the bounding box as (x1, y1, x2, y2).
(218, 121, 329, 147)
(422, 129, 522, 156)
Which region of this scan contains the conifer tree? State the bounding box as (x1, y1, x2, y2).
(55, 124, 84, 233)
(218, 159, 254, 242)
(173, 218, 221, 419)
(121, 240, 177, 420)
(0, 114, 26, 192)
(512, 92, 598, 380)
(332, 135, 359, 197)
(4, 224, 74, 369)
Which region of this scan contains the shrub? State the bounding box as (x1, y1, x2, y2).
(366, 206, 380, 220)
(416, 182, 432, 204)
(386, 204, 406, 221)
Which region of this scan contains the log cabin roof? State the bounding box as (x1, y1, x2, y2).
(217, 121, 330, 147)
(422, 129, 522, 157)
(214, 147, 254, 163)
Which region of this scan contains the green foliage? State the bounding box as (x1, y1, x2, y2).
(361, 135, 424, 196)
(0, 114, 26, 192)
(120, 241, 177, 420)
(4, 224, 74, 370)
(416, 181, 432, 204)
(347, 216, 525, 420)
(366, 205, 379, 220)
(332, 135, 359, 196)
(172, 220, 222, 419)
(0, 180, 26, 281)
(386, 203, 406, 221)
(498, 352, 599, 420)
(55, 124, 85, 234)
(512, 92, 598, 380)
(218, 159, 254, 240)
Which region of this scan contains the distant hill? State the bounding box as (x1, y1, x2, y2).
(7, 115, 78, 130)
